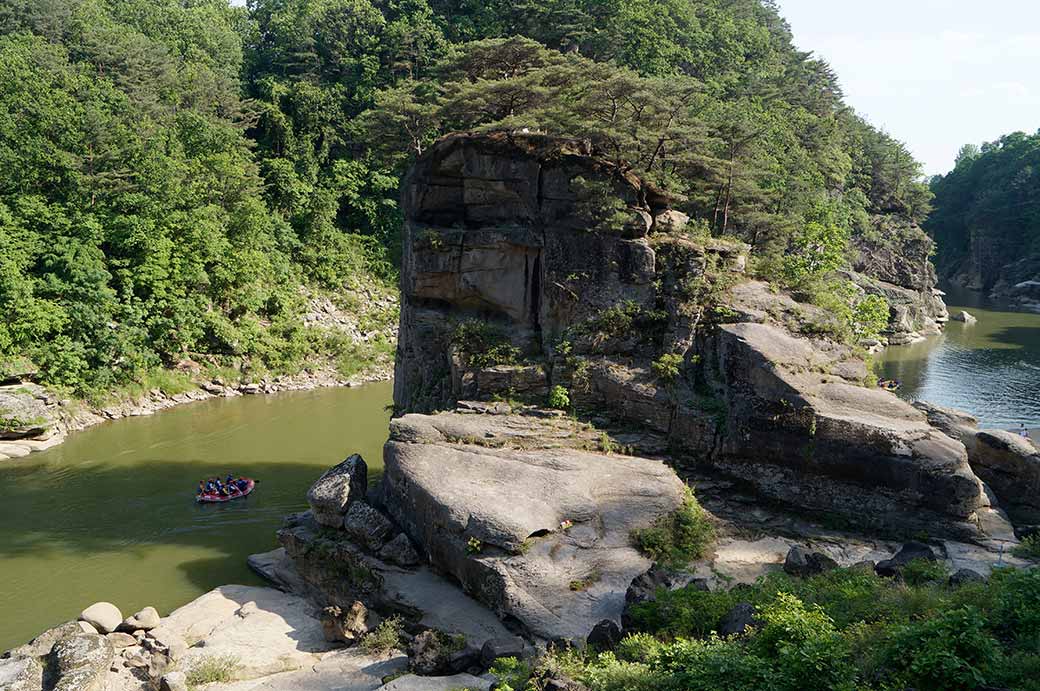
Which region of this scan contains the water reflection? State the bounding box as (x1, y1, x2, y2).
(878, 286, 1040, 430)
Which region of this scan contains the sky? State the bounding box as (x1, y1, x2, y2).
(777, 0, 1040, 176)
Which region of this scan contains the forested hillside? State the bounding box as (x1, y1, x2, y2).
(928, 131, 1040, 302)
(0, 0, 932, 397)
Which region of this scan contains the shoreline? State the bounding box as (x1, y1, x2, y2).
(0, 363, 393, 461)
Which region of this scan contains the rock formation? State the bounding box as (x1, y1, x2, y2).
(391, 132, 1004, 541)
(849, 217, 949, 345)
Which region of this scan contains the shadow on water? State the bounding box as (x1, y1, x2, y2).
(0, 383, 392, 651)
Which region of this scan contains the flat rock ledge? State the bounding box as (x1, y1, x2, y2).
(380, 412, 686, 641)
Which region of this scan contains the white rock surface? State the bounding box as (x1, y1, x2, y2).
(377, 673, 491, 691)
(80, 602, 124, 634)
(164, 585, 334, 681)
(121, 606, 160, 631)
(209, 649, 407, 691)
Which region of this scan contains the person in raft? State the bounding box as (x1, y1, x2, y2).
(197, 481, 205, 496)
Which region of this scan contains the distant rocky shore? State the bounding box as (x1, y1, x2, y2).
(0, 363, 392, 463)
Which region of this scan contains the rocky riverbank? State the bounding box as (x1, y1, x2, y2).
(0, 288, 397, 462)
(0, 365, 392, 463)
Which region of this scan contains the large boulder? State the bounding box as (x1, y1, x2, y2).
(783, 546, 838, 578)
(875, 542, 936, 578)
(912, 401, 980, 452)
(0, 656, 43, 691)
(120, 606, 160, 632)
(694, 315, 992, 539)
(972, 431, 1040, 523)
(307, 454, 368, 528)
(79, 602, 123, 634)
(343, 500, 396, 551)
(381, 412, 686, 641)
(52, 633, 114, 691)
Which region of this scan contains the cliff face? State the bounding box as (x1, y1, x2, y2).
(392, 132, 1007, 541)
(850, 217, 949, 345)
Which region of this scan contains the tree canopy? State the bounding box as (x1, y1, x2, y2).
(928, 130, 1040, 284)
(0, 0, 932, 393)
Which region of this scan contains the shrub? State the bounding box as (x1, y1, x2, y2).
(488, 656, 531, 691)
(548, 384, 571, 410)
(614, 633, 663, 664)
(571, 176, 630, 233)
(654, 636, 772, 691)
(651, 353, 683, 382)
(625, 584, 742, 639)
(885, 606, 998, 690)
(631, 487, 714, 569)
(901, 557, 949, 586)
(452, 320, 521, 369)
(991, 567, 1040, 647)
(852, 293, 890, 340)
(581, 652, 662, 691)
(185, 654, 240, 685)
(751, 593, 855, 691)
(1012, 534, 1040, 560)
(361, 615, 403, 655)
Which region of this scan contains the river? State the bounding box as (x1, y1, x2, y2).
(0, 382, 393, 652)
(878, 286, 1040, 432)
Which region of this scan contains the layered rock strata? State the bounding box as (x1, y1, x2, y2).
(391, 132, 1004, 541)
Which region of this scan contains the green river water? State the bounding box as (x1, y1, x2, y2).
(878, 286, 1040, 431)
(0, 382, 393, 652)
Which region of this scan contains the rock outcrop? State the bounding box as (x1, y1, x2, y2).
(911, 401, 1040, 526)
(850, 217, 949, 345)
(973, 431, 1040, 523)
(390, 132, 1004, 542)
(380, 412, 686, 641)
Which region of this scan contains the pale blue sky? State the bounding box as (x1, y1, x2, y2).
(777, 0, 1040, 175)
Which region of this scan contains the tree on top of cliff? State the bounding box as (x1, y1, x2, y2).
(928, 129, 1040, 282)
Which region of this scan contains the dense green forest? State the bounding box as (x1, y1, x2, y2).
(928, 131, 1040, 288)
(0, 0, 929, 396)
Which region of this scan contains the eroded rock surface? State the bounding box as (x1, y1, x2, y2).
(973, 430, 1040, 523)
(388, 132, 1006, 541)
(381, 412, 686, 641)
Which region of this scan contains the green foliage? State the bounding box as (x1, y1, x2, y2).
(488, 656, 531, 691)
(361, 615, 404, 655)
(571, 177, 630, 233)
(886, 607, 998, 690)
(852, 294, 890, 341)
(547, 385, 571, 410)
(465, 536, 482, 554)
(651, 353, 684, 383)
(451, 320, 521, 369)
(929, 130, 1040, 283)
(0, 0, 931, 396)
(632, 487, 714, 569)
(0, 3, 395, 397)
(582, 560, 1040, 691)
(901, 558, 949, 587)
(1013, 534, 1040, 560)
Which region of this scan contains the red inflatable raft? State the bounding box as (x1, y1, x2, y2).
(197, 478, 256, 503)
